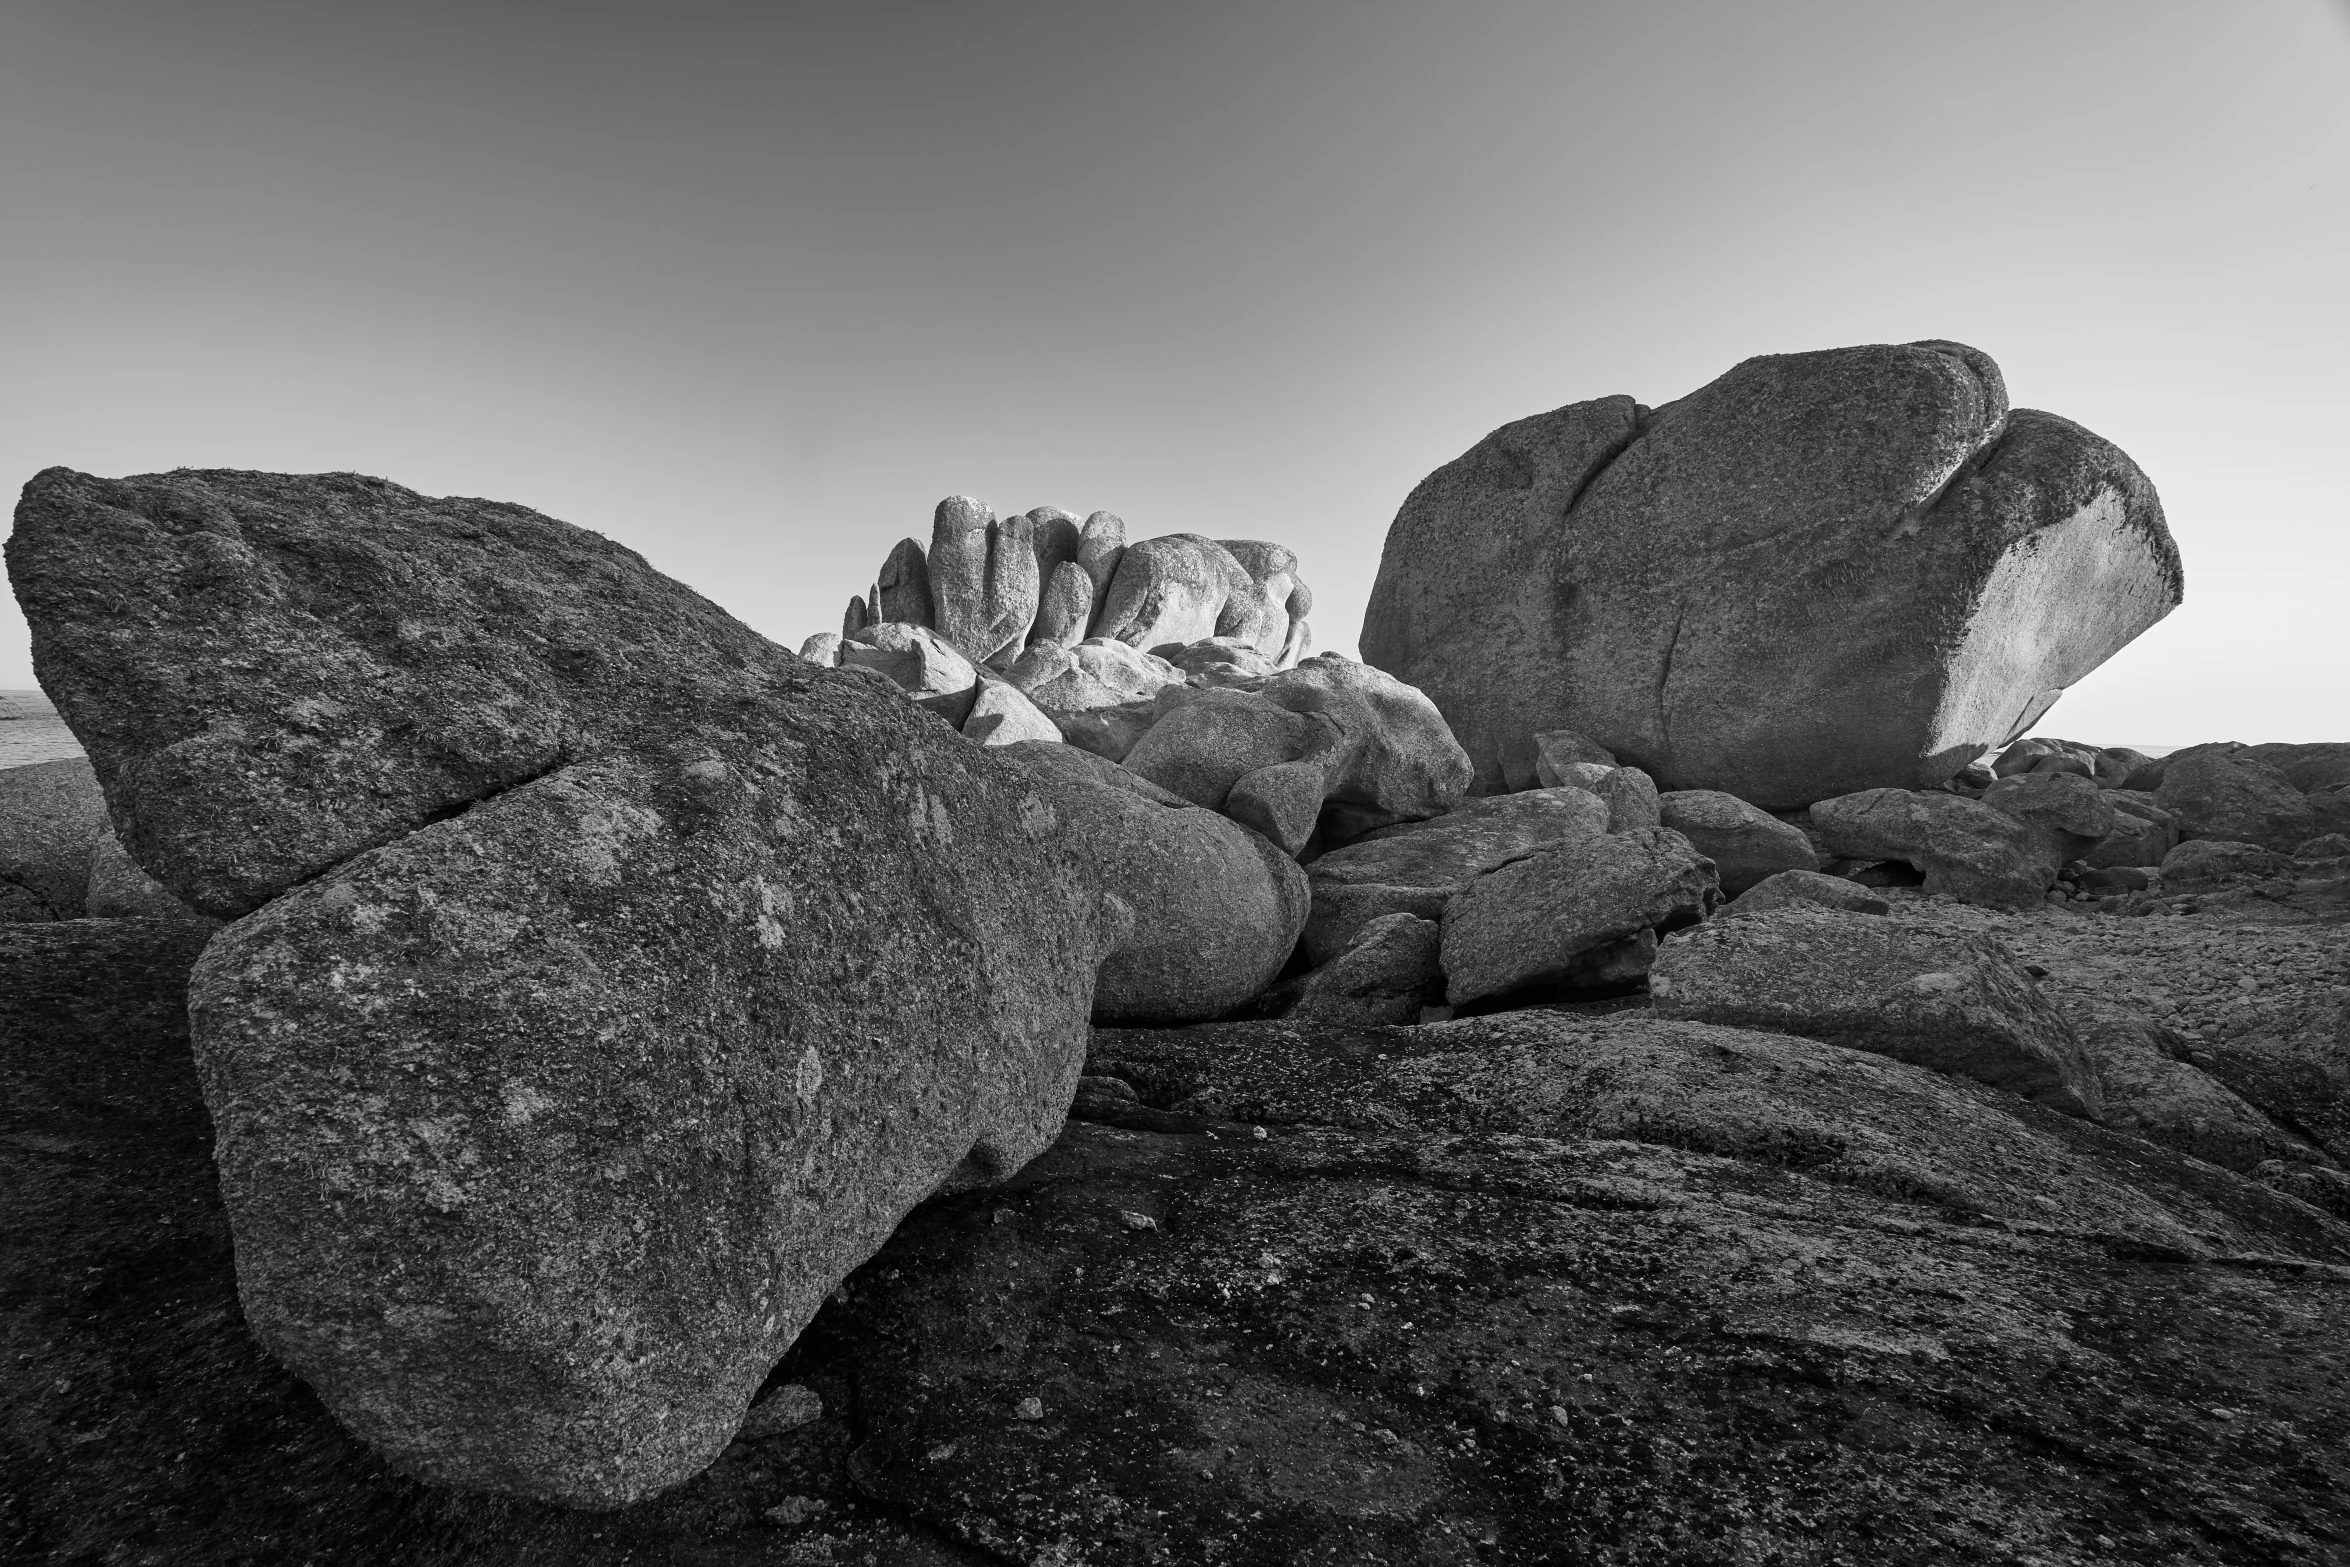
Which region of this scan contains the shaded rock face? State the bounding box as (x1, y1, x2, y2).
(2063, 998, 2319, 1174)
(1302, 788, 1609, 965)
(1361, 342, 2182, 805)
(1657, 789, 1819, 894)
(12, 466, 1118, 1510)
(1718, 867, 1889, 918)
(1810, 787, 2053, 908)
(191, 689, 1106, 1509)
(8, 469, 797, 918)
(1248, 911, 1443, 1026)
(2156, 744, 2318, 853)
(1438, 827, 1718, 1006)
(0, 756, 105, 920)
(994, 742, 1307, 1025)
(1649, 907, 2103, 1118)
(2161, 838, 2296, 887)
(1978, 770, 2118, 865)
(2087, 791, 2179, 868)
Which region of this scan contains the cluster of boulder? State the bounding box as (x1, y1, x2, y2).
(21, 337, 2348, 1537)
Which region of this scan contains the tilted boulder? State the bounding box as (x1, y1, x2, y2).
(0, 757, 105, 921)
(2085, 790, 2178, 868)
(1719, 867, 1890, 918)
(959, 672, 1060, 747)
(1657, 789, 1819, 894)
(1361, 341, 2181, 805)
(1809, 787, 2053, 909)
(1438, 826, 1718, 1006)
(840, 622, 981, 727)
(10, 466, 1113, 1507)
(1090, 534, 1285, 659)
(1120, 654, 1472, 855)
(2159, 838, 2295, 887)
(2062, 998, 2316, 1172)
(1006, 637, 1183, 717)
(1977, 772, 2118, 865)
(1648, 907, 2103, 1118)
(1302, 787, 1609, 964)
(2155, 744, 2317, 852)
(994, 742, 1307, 1024)
(1250, 911, 1444, 1026)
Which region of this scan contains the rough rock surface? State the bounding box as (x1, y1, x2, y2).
(926, 498, 1040, 665)
(83, 827, 206, 921)
(1657, 789, 1819, 895)
(1719, 866, 1891, 918)
(1811, 787, 2053, 908)
(1091, 535, 1285, 659)
(1009, 637, 1183, 717)
(2087, 789, 2180, 868)
(841, 623, 981, 727)
(957, 673, 1058, 747)
(1979, 771, 2119, 864)
(0, 756, 105, 920)
(1250, 911, 1444, 1026)
(2157, 744, 2318, 852)
(8, 468, 807, 916)
(1361, 342, 2182, 805)
(1439, 827, 1718, 1006)
(2161, 838, 2297, 887)
(1302, 788, 1610, 965)
(995, 742, 1307, 1024)
(190, 690, 1108, 1508)
(1650, 907, 2103, 1117)
(13, 915, 2350, 1564)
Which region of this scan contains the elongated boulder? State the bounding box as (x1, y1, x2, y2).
(1091, 535, 1286, 659)
(1648, 906, 2103, 1118)
(2155, 744, 2316, 852)
(1010, 637, 1183, 716)
(997, 741, 1307, 1023)
(927, 498, 1040, 665)
(1303, 787, 1609, 964)
(1252, 911, 1444, 1026)
(1438, 826, 1718, 1005)
(1809, 787, 2053, 909)
(192, 700, 1105, 1507)
(7, 468, 793, 917)
(1657, 790, 1819, 894)
(1361, 342, 2182, 804)
(1978, 771, 2118, 864)
(1719, 867, 1890, 918)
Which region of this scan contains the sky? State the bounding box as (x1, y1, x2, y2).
(2, 1, 2344, 746)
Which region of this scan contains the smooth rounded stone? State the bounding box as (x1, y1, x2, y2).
(1438, 826, 1718, 1007)
(1502, 727, 1616, 792)
(926, 497, 1041, 665)
(1074, 512, 1126, 606)
(1121, 656, 1472, 857)
(994, 742, 1307, 1025)
(189, 688, 1111, 1509)
(1250, 913, 1443, 1027)
(0, 757, 105, 921)
(2093, 746, 2154, 786)
(1027, 561, 1096, 650)
(1718, 868, 1889, 918)
(1053, 700, 1159, 764)
(2240, 742, 2350, 795)
(796, 632, 844, 667)
(2063, 998, 2314, 1173)
(737, 1382, 825, 1441)
(1026, 508, 1084, 595)
(1977, 772, 2119, 863)
(2085, 789, 2178, 868)
(1809, 787, 2052, 909)
(1648, 907, 2103, 1119)
(1017, 637, 1184, 715)
(1303, 787, 1610, 965)
(2155, 744, 2317, 852)
(841, 623, 981, 727)
(1217, 540, 1314, 670)
(1659, 792, 1821, 895)
(1091, 535, 1286, 660)
(960, 674, 1060, 747)
(2159, 838, 2296, 887)
(9, 468, 815, 918)
(1362, 342, 2182, 807)
(1160, 636, 1278, 688)
(2297, 833, 2350, 861)
(84, 828, 206, 922)
(1587, 766, 1661, 831)
(874, 538, 935, 628)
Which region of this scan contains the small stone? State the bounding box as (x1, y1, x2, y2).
(762, 1495, 828, 1527)
(1014, 1396, 1045, 1421)
(1120, 1210, 1160, 1231)
(738, 1382, 824, 1440)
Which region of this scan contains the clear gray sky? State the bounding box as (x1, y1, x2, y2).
(4, 1, 2344, 744)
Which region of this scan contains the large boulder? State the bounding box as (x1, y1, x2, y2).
(2085, 790, 2178, 868)
(1809, 787, 2053, 908)
(995, 741, 1308, 1024)
(1657, 789, 1819, 894)
(840, 622, 981, 726)
(1977, 771, 2119, 864)
(1361, 341, 2181, 805)
(926, 497, 1040, 665)
(1648, 906, 2103, 1117)
(2240, 742, 2350, 795)
(1008, 636, 1184, 717)
(0, 757, 105, 920)
(11, 466, 1117, 1508)
(1718, 867, 1890, 918)
(2063, 998, 2317, 1172)
(1301, 786, 1608, 964)
(1438, 826, 1718, 1006)
(1249, 910, 1443, 1026)
(1090, 535, 1286, 660)
(2155, 744, 2317, 852)
(1120, 655, 1471, 855)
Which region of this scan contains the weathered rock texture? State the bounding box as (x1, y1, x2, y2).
(1439, 827, 1718, 1005)
(996, 741, 1307, 1024)
(1360, 342, 2182, 804)
(1810, 787, 2055, 908)
(10, 466, 1115, 1509)
(0, 756, 105, 920)
(1657, 789, 1819, 894)
(1650, 907, 2104, 1117)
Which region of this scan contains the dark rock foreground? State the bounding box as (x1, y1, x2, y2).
(9, 911, 2350, 1566)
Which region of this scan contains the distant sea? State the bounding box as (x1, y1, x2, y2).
(0, 690, 86, 770)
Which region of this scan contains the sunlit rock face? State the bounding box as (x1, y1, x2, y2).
(1360, 341, 2182, 807)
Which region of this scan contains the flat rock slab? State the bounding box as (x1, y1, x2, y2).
(1650, 906, 2103, 1117)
